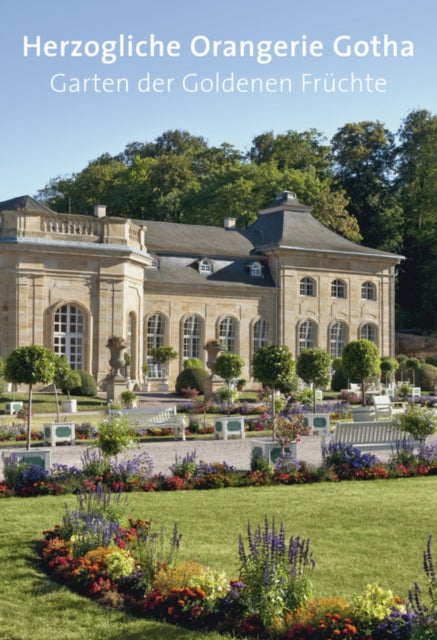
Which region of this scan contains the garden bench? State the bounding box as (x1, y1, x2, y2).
(108, 406, 186, 440)
(372, 395, 406, 420)
(321, 420, 417, 451)
(43, 422, 76, 446)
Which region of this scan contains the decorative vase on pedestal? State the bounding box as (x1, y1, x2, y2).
(106, 337, 128, 402)
(205, 344, 222, 376)
(203, 341, 223, 401)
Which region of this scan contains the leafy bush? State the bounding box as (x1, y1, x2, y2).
(417, 363, 437, 391)
(331, 365, 349, 392)
(70, 370, 98, 397)
(96, 415, 135, 457)
(183, 358, 203, 369)
(175, 367, 209, 395)
(392, 404, 437, 443)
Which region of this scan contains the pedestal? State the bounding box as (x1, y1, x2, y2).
(204, 377, 224, 402)
(106, 378, 128, 403)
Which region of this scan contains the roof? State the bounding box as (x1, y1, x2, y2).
(145, 254, 275, 288)
(0, 195, 55, 214)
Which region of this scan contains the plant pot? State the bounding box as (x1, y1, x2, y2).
(142, 382, 151, 392)
(157, 382, 169, 392)
(4, 401, 23, 415)
(351, 406, 375, 422)
(251, 438, 297, 464)
(6, 448, 51, 471)
(214, 416, 245, 440)
(62, 399, 77, 413)
(303, 413, 331, 434)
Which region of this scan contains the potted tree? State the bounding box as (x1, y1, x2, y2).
(251, 344, 296, 461)
(5, 345, 57, 469)
(141, 362, 151, 392)
(53, 355, 82, 416)
(213, 352, 245, 439)
(150, 346, 178, 391)
(296, 347, 331, 434)
(341, 339, 381, 421)
(120, 389, 138, 409)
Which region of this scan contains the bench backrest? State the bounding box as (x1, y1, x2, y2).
(108, 406, 177, 425)
(333, 420, 414, 445)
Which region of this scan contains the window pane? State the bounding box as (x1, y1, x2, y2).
(184, 316, 202, 359)
(219, 316, 237, 353)
(331, 279, 346, 298)
(253, 319, 269, 352)
(299, 320, 316, 353)
(147, 314, 165, 378)
(53, 304, 84, 369)
(300, 277, 315, 296)
(330, 321, 347, 358)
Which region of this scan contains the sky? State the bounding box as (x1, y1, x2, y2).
(1, 0, 436, 201)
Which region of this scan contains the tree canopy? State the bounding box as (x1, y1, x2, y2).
(35, 110, 437, 333)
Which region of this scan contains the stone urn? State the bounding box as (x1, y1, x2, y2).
(204, 342, 222, 376)
(106, 337, 127, 378)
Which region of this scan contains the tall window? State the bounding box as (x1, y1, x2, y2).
(330, 321, 347, 358)
(54, 304, 84, 369)
(361, 323, 377, 343)
(253, 318, 269, 352)
(298, 320, 316, 353)
(331, 279, 346, 298)
(219, 316, 238, 353)
(126, 312, 136, 377)
(147, 313, 165, 378)
(300, 277, 315, 296)
(361, 281, 376, 301)
(184, 316, 202, 359)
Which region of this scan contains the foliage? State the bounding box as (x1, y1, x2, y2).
(296, 348, 331, 412)
(175, 367, 209, 395)
(341, 339, 380, 406)
(214, 352, 244, 415)
(183, 358, 203, 369)
(417, 363, 437, 392)
(150, 346, 178, 380)
(69, 369, 98, 397)
(237, 518, 315, 628)
(392, 404, 437, 444)
(4, 345, 57, 449)
(322, 442, 381, 480)
(120, 389, 138, 406)
(95, 414, 135, 457)
(380, 357, 399, 384)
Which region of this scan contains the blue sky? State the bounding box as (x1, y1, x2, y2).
(1, 0, 436, 201)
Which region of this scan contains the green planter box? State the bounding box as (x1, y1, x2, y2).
(251, 438, 297, 464)
(214, 416, 245, 440)
(7, 449, 51, 471)
(4, 401, 23, 415)
(43, 422, 76, 446)
(303, 413, 331, 435)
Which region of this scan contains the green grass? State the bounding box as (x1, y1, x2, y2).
(1, 478, 436, 639)
(0, 393, 107, 415)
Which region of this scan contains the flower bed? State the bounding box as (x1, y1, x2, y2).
(37, 487, 437, 639)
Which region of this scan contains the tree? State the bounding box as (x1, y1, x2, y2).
(214, 352, 245, 415)
(150, 346, 178, 382)
(341, 340, 381, 406)
(53, 355, 81, 420)
(296, 348, 331, 412)
(5, 346, 57, 449)
(331, 120, 403, 252)
(380, 357, 399, 385)
(252, 345, 296, 438)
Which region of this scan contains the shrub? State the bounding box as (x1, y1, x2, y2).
(95, 415, 135, 457)
(175, 367, 209, 395)
(417, 363, 437, 391)
(331, 365, 349, 392)
(392, 404, 437, 444)
(183, 358, 203, 369)
(70, 370, 98, 397)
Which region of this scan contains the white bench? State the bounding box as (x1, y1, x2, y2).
(372, 395, 406, 420)
(108, 406, 186, 440)
(44, 422, 76, 446)
(322, 420, 417, 451)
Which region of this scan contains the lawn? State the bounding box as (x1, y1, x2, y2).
(1, 477, 436, 639)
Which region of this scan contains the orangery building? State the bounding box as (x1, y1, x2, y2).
(0, 190, 401, 388)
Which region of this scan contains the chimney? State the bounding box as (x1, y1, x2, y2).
(224, 217, 236, 229)
(94, 204, 107, 218)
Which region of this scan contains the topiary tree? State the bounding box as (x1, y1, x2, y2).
(296, 347, 331, 412)
(175, 367, 210, 395)
(5, 345, 57, 449)
(183, 357, 203, 370)
(341, 339, 381, 406)
(406, 357, 421, 386)
(252, 344, 296, 439)
(53, 355, 82, 419)
(214, 352, 245, 415)
(380, 357, 399, 385)
(150, 346, 178, 381)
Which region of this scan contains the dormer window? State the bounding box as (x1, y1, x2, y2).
(250, 261, 263, 278)
(199, 258, 213, 274)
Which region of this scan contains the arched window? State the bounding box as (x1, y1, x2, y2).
(219, 316, 238, 353)
(361, 281, 376, 301)
(298, 320, 317, 354)
(331, 279, 346, 298)
(361, 323, 377, 343)
(253, 318, 269, 352)
(250, 262, 263, 278)
(199, 259, 213, 274)
(147, 313, 165, 378)
(54, 304, 85, 369)
(330, 321, 347, 358)
(184, 316, 202, 359)
(300, 277, 316, 297)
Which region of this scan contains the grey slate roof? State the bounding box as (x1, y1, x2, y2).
(0, 195, 54, 214)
